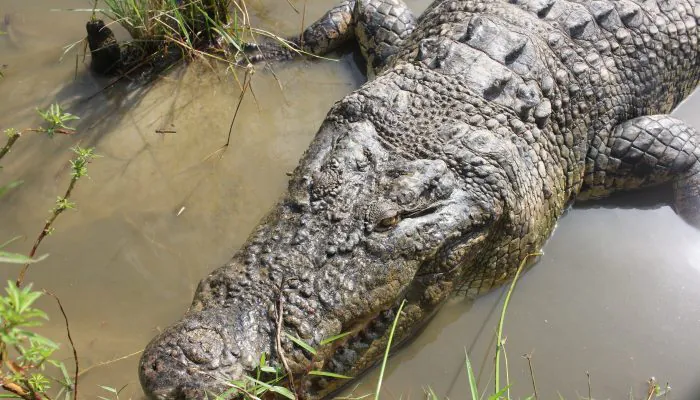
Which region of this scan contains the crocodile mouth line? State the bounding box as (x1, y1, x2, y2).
(309, 299, 448, 398)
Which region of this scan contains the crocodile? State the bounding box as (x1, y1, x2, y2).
(137, 0, 700, 398)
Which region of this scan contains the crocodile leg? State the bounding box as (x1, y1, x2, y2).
(580, 115, 700, 228)
(244, 0, 416, 76)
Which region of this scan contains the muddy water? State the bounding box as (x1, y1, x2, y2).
(0, 1, 699, 399)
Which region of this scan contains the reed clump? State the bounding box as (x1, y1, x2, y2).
(87, 0, 291, 76)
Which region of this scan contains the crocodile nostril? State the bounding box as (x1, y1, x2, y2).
(180, 328, 224, 366)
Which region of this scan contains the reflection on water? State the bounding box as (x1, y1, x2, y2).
(0, 1, 699, 399)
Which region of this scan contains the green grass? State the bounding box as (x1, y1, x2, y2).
(90, 0, 325, 81)
(93, 0, 298, 74)
(373, 299, 406, 400)
(101, 0, 234, 54)
(493, 253, 541, 396)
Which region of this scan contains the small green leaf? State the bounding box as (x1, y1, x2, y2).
(227, 380, 247, 389)
(0, 251, 48, 264)
(268, 385, 295, 399)
(319, 331, 353, 346)
(48, 359, 71, 384)
(99, 386, 118, 394)
(244, 376, 293, 398)
(7, 281, 21, 310)
(28, 373, 51, 392)
(284, 332, 317, 355)
(308, 370, 352, 379)
(214, 386, 241, 399)
(17, 290, 42, 313)
(487, 384, 511, 400)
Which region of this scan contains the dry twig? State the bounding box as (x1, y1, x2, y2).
(78, 350, 143, 377)
(43, 290, 79, 400)
(523, 352, 538, 400)
(275, 296, 297, 396)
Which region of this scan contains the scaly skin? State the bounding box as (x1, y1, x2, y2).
(139, 0, 700, 398)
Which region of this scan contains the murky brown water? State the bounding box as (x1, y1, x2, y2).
(1, 1, 699, 399)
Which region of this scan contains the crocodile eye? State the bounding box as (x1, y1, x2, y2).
(375, 212, 401, 232)
(366, 203, 401, 232)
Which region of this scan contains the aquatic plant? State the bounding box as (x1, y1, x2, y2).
(92, 0, 294, 74)
(101, 0, 234, 56)
(0, 106, 96, 400)
(74, 0, 321, 82)
(0, 281, 74, 400)
(0, 103, 79, 164)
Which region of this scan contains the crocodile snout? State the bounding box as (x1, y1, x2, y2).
(139, 307, 269, 399)
(139, 337, 208, 400)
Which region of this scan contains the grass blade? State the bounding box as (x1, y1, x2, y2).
(284, 332, 317, 355)
(308, 370, 352, 379)
(0, 251, 48, 264)
(0, 236, 23, 249)
(374, 299, 406, 400)
(244, 376, 294, 399)
(268, 385, 295, 399)
(495, 252, 542, 394)
(320, 331, 352, 346)
(488, 384, 512, 400)
(465, 349, 479, 400)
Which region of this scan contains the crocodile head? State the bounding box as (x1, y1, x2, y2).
(139, 115, 510, 399)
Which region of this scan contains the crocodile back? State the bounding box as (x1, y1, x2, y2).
(320, 0, 700, 284)
(372, 0, 699, 202)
